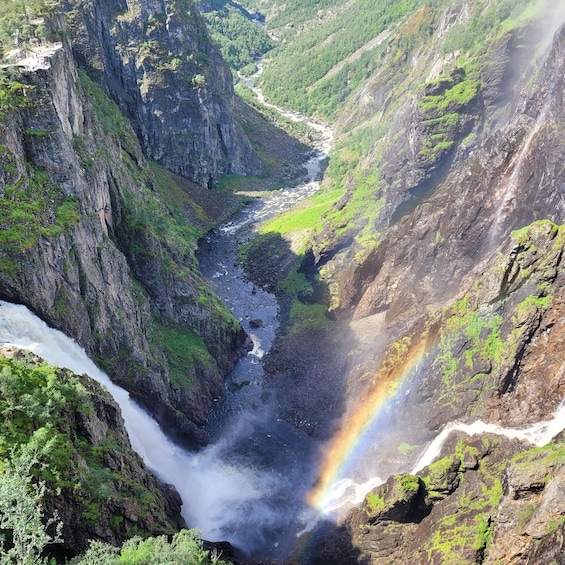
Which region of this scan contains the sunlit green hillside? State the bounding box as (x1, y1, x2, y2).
(259, 0, 550, 120)
(200, 0, 275, 72)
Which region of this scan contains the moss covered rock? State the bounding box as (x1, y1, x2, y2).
(0, 346, 183, 558)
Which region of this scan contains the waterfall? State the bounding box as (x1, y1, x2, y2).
(0, 300, 295, 555)
(487, 105, 550, 249)
(317, 400, 565, 517)
(411, 404, 565, 475)
(0, 72, 333, 556)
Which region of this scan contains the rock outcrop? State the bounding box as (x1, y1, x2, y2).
(307, 431, 565, 565)
(63, 0, 262, 187)
(0, 346, 183, 557)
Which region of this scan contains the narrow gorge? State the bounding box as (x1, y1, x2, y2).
(2, 1, 565, 564)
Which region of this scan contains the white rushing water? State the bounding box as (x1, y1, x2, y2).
(3, 299, 565, 553)
(319, 403, 565, 517)
(487, 104, 550, 250)
(411, 405, 565, 474)
(0, 61, 334, 555)
(0, 300, 283, 550)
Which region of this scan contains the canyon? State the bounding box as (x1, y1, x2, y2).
(2, 0, 565, 564)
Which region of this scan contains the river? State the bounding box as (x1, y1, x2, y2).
(0, 152, 330, 562)
(193, 83, 333, 558)
(0, 299, 312, 558)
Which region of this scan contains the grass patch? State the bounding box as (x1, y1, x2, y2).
(288, 301, 331, 330)
(398, 442, 417, 455)
(421, 439, 503, 564)
(0, 164, 80, 255)
(511, 441, 565, 468)
(77, 70, 139, 156)
(366, 491, 385, 513)
(419, 76, 480, 114)
(261, 188, 343, 239)
(434, 297, 504, 390)
(151, 322, 215, 388)
(323, 169, 384, 240)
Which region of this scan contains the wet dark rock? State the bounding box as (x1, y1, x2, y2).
(315, 22, 565, 329)
(421, 456, 462, 498)
(525, 523, 565, 565)
(249, 318, 265, 328)
(306, 217, 565, 564)
(202, 540, 239, 564)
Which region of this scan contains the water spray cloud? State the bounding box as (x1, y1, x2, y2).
(306, 318, 565, 523)
(307, 335, 429, 513)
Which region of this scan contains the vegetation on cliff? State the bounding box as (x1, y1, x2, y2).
(0, 48, 247, 447)
(246, 0, 565, 318)
(0, 162, 79, 258)
(250, 0, 548, 121)
(0, 348, 182, 558)
(70, 530, 232, 564)
(0, 348, 236, 563)
(0, 0, 54, 49)
(0, 0, 59, 116)
(0, 0, 317, 557)
(0, 439, 63, 565)
(200, 0, 274, 73)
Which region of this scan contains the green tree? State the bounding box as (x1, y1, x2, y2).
(0, 433, 63, 565)
(71, 530, 231, 565)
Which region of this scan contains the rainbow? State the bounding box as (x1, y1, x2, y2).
(307, 335, 429, 512)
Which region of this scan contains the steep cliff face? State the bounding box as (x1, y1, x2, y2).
(0, 12, 251, 447)
(253, 1, 565, 437)
(304, 222, 565, 564)
(63, 0, 262, 187)
(314, 6, 565, 328)
(289, 5, 565, 441)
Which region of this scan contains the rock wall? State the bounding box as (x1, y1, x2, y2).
(0, 19, 250, 447)
(289, 7, 565, 565)
(303, 222, 565, 565)
(63, 0, 262, 187)
(314, 13, 565, 329)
